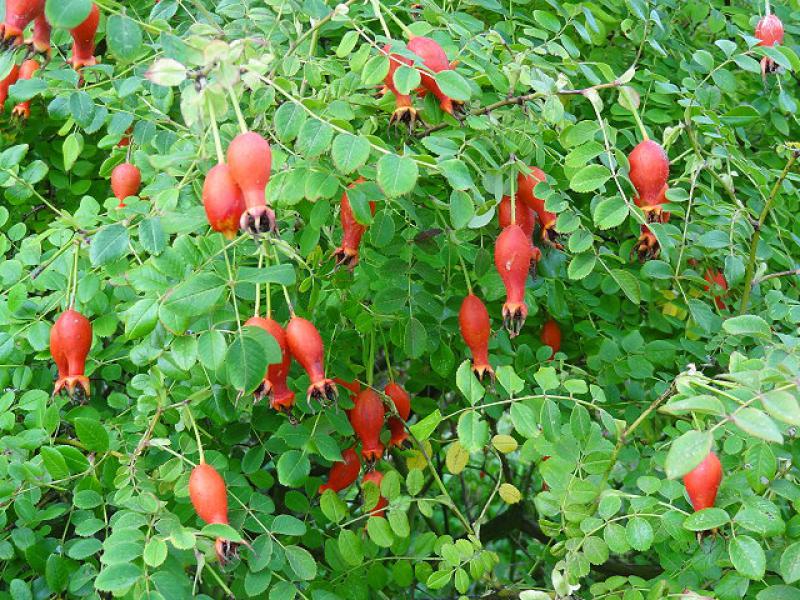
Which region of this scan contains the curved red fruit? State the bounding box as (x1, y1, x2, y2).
(382, 44, 417, 125)
(0, 64, 20, 109)
(319, 447, 361, 493)
(540, 319, 561, 360)
(227, 131, 275, 235)
(704, 269, 728, 310)
(407, 36, 460, 115)
(349, 389, 385, 461)
(189, 462, 233, 563)
(11, 59, 39, 119)
(50, 308, 92, 397)
(362, 470, 388, 517)
(244, 316, 295, 411)
(68, 3, 100, 70)
(111, 163, 141, 208)
(2, 0, 45, 45)
(756, 14, 784, 47)
(334, 179, 376, 268)
(385, 382, 411, 448)
(683, 451, 722, 512)
(498, 195, 535, 240)
(517, 167, 560, 247)
(494, 225, 532, 337)
(629, 140, 669, 213)
(286, 316, 337, 404)
(31, 13, 51, 54)
(202, 163, 246, 240)
(459, 294, 494, 381)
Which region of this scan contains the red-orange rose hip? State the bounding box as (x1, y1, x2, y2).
(189, 462, 235, 563)
(202, 164, 246, 240)
(683, 451, 722, 512)
(459, 294, 494, 381)
(50, 308, 92, 398)
(111, 163, 141, 208)
(286, 316, 337, 404)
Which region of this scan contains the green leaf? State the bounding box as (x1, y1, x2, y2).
(45, 0, 92, 29)
(276, 450, 310, 487)
(361, 54, 390, 86)
(138, 218, 166, 255)
(780, 541, 800, 584)
(74, 417, 110, 452)
(63, 132, 84, 172)
(457, 411, 489, 453)
(274, 103, 307, 142)
(320, 490, 347, 523)
(568, 253, 596, 280)
(729, 535, 766, 579)
(733, 408, 783, 444)
(284, 545, 317, 580)
(664, 430, 712, 479)
(723, 315, 771, 338)
(338, 529, 364, 566)
(592, 197, 628, 229)
(40, 447, 70, 480)
(570, 164, 611, 193)
(393, 65, 421, 95)
(404, 317, 426, 358)
(143, 538, 167, 567)
(90, 224, 129, 266)
(366, 517, 394, 547)
(106, 16, 143, 62)
(409, 409, 442, 441)
(625, 517, 653, 551)
(94, 564, 142, 593)
(162, 273, 225, 317)
(331, 134, 370, 174)
(435, 70, 471, 102)
(227, 326, 281, 393)
(377, 154, 418, 198)
(609, 269, 641, 304)
(296, 119, 333, 158)
(683, 508, 730, 531)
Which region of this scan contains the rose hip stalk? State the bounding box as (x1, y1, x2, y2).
(381, 44, 417, 126)
(683, 451, 722, 512)
(11, 59, 39, 119)
(1, 0, 45, 46)
(349, 389, 385, 462)
(111, 163, 141, 208)
(244, 316, 295, 412)
(704, 269, 728, 310)
(517, 167, 560, 248)
(494, 224, 532, 337)
(334, 179, 376, 268)
(189, 462, 236, 563)
(540, 319, 561, 360)
(68, 3, 100, 70)
(286, 316, 337, 404)
(30, 13, 50, 55)
(319, 447, 361, 493)
(458, 294, 494, 381)
(385, 382, 411, 448)
(407, 36, 463, 116)
(755, 14, 784, 76)
(50, 308, 92, 398)
(498, 195, 535, 240)
(226, 131, 275, 235)
(202, 163, 246, 240)
(0, 64, 20, 110)
(362, 470, 388, 518)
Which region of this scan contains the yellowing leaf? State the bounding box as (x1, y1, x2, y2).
(446, 442, 469, 474)
(499, 483, 521, 504)
(491, 435, 518, 454)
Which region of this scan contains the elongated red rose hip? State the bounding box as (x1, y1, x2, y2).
(286, 316, 337, 404)
(517, 167, 559, 247)
(407, 36, 462, 116)
(319, 447, 361, 493)
(362, 470, 388, 518)
(704, 269, 728, 310)
(385, 382, 411, 448)
(381, 44, 417, 126)
(202, 163, 246, 240)
(244, 316, 295, 411)
(30, 13, 51, 54)
(459, 294, 494, 381)
(349, 389, 385, 462)
(498, 195, 535, 240)
(755, 14, 784, 76)
(226, 131, 275, 235)
(11, 59, 39, 119)
(540, 319, 561, 360)
(68, 3, 100, 70)
(111, 163, 141, 208)
(50, 308, 92, 398)
(0, 64, 20, 109)
(629, 140, 669, 216)
(683, 451, 722, 512)
(334, 179, 376, 268)
(2, 0, 45, 45)
(495, 225, 532, 337)
(189, 462, 235, 563)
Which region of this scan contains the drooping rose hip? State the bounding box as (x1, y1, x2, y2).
(683, 451, 722, 512)
(244, 316, 295, 412)
(111, 163, 141, 208)
(334, 179, 376, 268)
(189, 462, 236, 563)
(458, 294, 494, 381)
(0, 64, 20, 110)
(540, 319, 561, 360)
(286, 316, 337, 404)
(517, 167, 560, 247)
(755, 13, 784, 75)
(362, 470, 388, 518)
(68, 3, 100, 70)
(50, 308, 92, 398)
(11, 59, 39, 119)
(407, 36, 463, 116)
(226, 131, 275, 235)
(494, 225, 532, 337)
(319, 447, 361, 493)
(704, 269, 728, 310)
(349, 388, 385, 462)
(629, 140, 669, 218)
(1, 0, 45, 46)
(385, 382, 411, 448)
(202, 163, 246, 240)
(381, 44, 418, 126)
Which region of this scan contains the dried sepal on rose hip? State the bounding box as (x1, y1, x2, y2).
(244, 316, 295, 412)
(494, 224, 532, 337)
(50, 308, 92, 399)
(226, 131, 276, 236)
(189, 462, 238, 564)
(286, 316, 338, 405)
(349, 388, 386, 463)
(459, 294, 494, 381)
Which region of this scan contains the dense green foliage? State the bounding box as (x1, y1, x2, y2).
(1, 0, 800, 598)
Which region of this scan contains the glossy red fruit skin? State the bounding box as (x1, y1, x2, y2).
(244, 316, 295, 411)
(226, 131, 275, 234)
(111, 163, 141, 208)
(362, 470, 388, 517)
(11, 59, 39, 119)
(683, 451, 722, 512)
(29, 13, 51, 54)
(498, 195, 535, 240)
(382, 44, 417, 124)
(202, 163, 246, 240)
(334, 180, 376, 268)
(2, 0, 45, 45)
(756, 14, 784, 47)
(517, 167, 555, 230)
(286, 316, 337, 403)
(385, 382, 411, 448)
(629, 140, 669, 213)
(704, 269, 728, 310)
(0, 64, 20, 109)
(189, 462, 232, 563)
(68, 3, 100, 70)
(50, 309, 92, 397)
(540, 319, 561, 359)
(494, 225, 532, 337)
(319, 447, 361, 493)
(407, 36, 460, 114)
(459, 294, 494, 381)
(349, 389, 385, 461)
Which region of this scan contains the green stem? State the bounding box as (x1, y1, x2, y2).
(69, 240, 80, 309)
(382, 4, 414, 39)
(206, 96, 225, 164)
(367, 328, 376, 387)
(629, 99, 649, 142)
(226, 85, 249, 134)
(271, 246, 295, 315)
(381, 330, 395, 382)
(740, 152, 797, 314)
(254, 251, 264, 317)
(369, 0, 392, 39)
(185, 408, 205, 464)
(456, 248, 473, 295)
